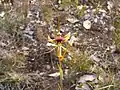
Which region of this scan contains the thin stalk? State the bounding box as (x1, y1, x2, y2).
(58, 61, 63, 90)
(58, 16, 60, 33)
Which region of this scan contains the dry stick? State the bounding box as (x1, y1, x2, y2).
(98, 85, 114, 90)
(40, 46, 57, 56)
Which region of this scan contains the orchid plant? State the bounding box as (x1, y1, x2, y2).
(48, 31, 71, 90)
(47, 16, 71, 62)
(47, 17, 71, 90)
(48, 32, 71, 62)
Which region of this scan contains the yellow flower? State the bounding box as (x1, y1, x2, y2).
(48, 32, 71, 61)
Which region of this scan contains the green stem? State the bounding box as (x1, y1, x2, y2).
(58, 61, 63, 90)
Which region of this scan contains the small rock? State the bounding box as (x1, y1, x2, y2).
(99, 9, 107, 13)
(24, 30, 34, 35)
(94, 18, 98, 23)
(0, 42, 7, 47)
(109, 26, 115, 31)
(78, 74, 97, 83)
(83, 20, 91, 29)
(58, 0, 62, 4)
(67, 17, 79, 24)
(48, 72, 60, 77)
(46, 65, 51, 70)
(90, 55, 101, 62)
(107, 1, 113, 11)
(23, 51, 29, 56)
(46, 42, 56, 47)
(77, 5, 83, 10)
(75, 83, 91, 90)
(68, 36, 78, 46)
(22, 47, 29, 51)
(0, 11, 5, 17)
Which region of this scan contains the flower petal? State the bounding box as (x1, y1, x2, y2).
(48, 35, 54, 43)
(64, 32, 71, 42)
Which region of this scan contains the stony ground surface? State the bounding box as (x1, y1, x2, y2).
(0, 0, 120, 90)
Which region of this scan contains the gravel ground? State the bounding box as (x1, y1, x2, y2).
(0, 0, 120, 90)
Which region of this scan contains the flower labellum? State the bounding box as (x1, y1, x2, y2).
(55, 36, 65, 43)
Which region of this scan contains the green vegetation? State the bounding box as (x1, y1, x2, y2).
(0, 12, 26, 34)
(113, 17, 120, 49)
(66, 51, 93, 73)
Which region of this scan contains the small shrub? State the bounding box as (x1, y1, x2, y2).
(67, 52, 93, 72)
(65, 46, 93, 76)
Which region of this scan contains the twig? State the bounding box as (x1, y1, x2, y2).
(98, 85, 114, 90)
